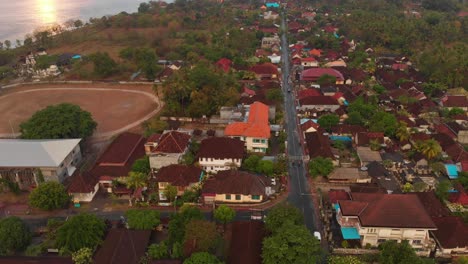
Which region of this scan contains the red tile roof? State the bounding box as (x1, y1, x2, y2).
(249, 63, 278, 75)
(431, 216, 468, 249)
(339, 193, 436, 228)
(225, 102, 270, 138)
(301, 120, 320, 131)
(298, 89, 321, 99)
(153, 131, 191, 154)
(228, 221, 265, 264)
(299, 95, 339, 106)
(68, 171, 98, 193)
(448, 183, 468, 205)
(94, 229, 151, 264)
(331, 124, 366, 136)
(154, 164, 202, 187)
(301, 68, 344, 81)
(328, 190, 350, 204)
(197, 137, 245, 159)
(305, 131, 334, 160)
(202, 170, 270, 197)
(415, 191, 451, 217)
(215, 58, 232, 73)
(0, 257, 72, 264)
(98, 132, 145, 166)
(442, 96, 468, 108)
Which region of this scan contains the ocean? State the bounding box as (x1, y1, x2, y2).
(0, 0, 149, 43)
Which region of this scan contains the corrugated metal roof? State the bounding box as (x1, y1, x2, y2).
(0, 139, 81, 167)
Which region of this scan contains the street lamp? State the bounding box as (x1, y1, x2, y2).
(173, 196, 178, 213)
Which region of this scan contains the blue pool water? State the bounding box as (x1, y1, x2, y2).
(329, 136, 352, 141)
(445, 164, 459, 179)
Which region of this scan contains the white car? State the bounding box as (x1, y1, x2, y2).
(314, 231, 321, 241)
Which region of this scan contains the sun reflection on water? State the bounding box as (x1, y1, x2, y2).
(38, 0, 57, 25)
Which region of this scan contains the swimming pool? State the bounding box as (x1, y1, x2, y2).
(445, 164, 459, 179)
(329, 136, 352, 141)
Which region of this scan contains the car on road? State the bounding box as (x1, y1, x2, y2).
(287, 89, 291, 93)
(314, 231, 321, 241)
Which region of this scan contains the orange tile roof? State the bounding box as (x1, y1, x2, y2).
(224, 102, 270, 138)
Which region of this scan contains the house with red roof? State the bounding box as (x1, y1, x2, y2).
(336, 192, 437, 255)
(202, 170, 274, 204)
(197, 137, 245, 173)
(440, 95, 468, 111)
(147, 130, 192, 170)
(68, 132, 146, 200)
(153, 164, 203, 201)
(298, 96, 340, 112)
(300, 68, 344, 84)
(225, 102, 270, 153)
(249, 63, 279, 80)
(431, 216, 468, 257)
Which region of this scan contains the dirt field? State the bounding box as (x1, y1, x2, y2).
(0, 84, 161, 137)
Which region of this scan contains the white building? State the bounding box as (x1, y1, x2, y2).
(197, 137, 245, 173)
(0, 139, 82, 190)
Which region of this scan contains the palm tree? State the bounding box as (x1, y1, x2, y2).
(126, 172, 148, 190)
(420, 139, 442, 160)
(395, 121, 410, 142)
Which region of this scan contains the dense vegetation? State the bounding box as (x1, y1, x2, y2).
(29, 181, 70, 210)
(20, 103, 97, 139)
(0, 217, 31, 255)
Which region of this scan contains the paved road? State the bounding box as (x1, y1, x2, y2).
(280, 13, 318, 233)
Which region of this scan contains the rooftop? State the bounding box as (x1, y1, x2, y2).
(197, 137, 245, 159)
(0, 139, 81, 168)
(98, 133, 144, 165)
(339, 193, 436, 228)
(94, 229, 151, 264)
(154, 164, 202, 187)
(225, 102, 270, 138)
(153, 131, 191, 154)
(202, 170, 270, 196)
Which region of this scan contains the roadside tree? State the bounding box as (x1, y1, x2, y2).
(214, 205, 236, 230)
(164, 184, 178, 203)
(183, 219, 219, 257)
(183, 252, 222, 264)
(0, 217, 31, 255)
(308, 157, 334, 178)
(264, 203, 303, 232)
(262, 222, 321, 264)
(317, 114, 340, 131)
(147, 242, 168, 260)
(56, 213, 106, 253)
(29, 181, 70, 210)
(125, 209, 160, 230)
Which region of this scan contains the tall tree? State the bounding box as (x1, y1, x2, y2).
(214, 205, 236, 230)
(262, 223, 321, 264)
(183, 220, 219, 257)
(395, 121, 410, 141)
(0, 217, 31, 255)
(125, 171, 148, 190)
(71, 247, 93, 264)
(265, 203, 304, 232)
(164, 184, 178, 203)
(20, 103, 97, 139)
(29, 181, 70, 210)
(379, 240, 434, 264)
(125, 209, 160, 230)
(435, 179, 452, 201)
(318, 114, 340, 131)
(420, 139, 442, 160)
(308, 157, 334, 178)
(56, 213, 106, 253)
(147, 242, 169, 260)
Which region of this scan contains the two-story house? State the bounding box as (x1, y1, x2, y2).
(197, 137, 245, 173)
(154, 164, 203, 201)
(202, 170, 274, 204)
(0, 139, 82, 190)
(224, 102, 271, 153)
(336, 192, 437, 256)
(146, 130, 191, 171)
(298, 96, 341, 112)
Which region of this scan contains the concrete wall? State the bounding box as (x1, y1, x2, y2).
(199, 157, 242, 173)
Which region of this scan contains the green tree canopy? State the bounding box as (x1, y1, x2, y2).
(183, 219, 219, 257)
(125, 171, 148, 191)
(265, 203, 304, 232)
(379, 240, 435, 264)
(147, 242, 169, 260)
(164, 184, 178, 203)
(183, 252, 222, 264)
(29, 181, 70, 210)
(214, 205, 236, 227)
(0, 217, 31, 255)
(318, 114, 340, 131)
(125, 209, 160, 230)
(56, 213, 106, 253)
(89, 52, 118, 77)
(435, 179, 453, 201)
(308, 157, 334, 178)
(419, 139, 442, 160)
(328, 255, 363, 264)
(345, 111, 364, 126)
(457, 171, 468, 189)
(369, 111, 398, 136)
(71, 247, 93, 264)
(168, 205, 204, 246)
(131, 157, 151, 174)
(262, 223, 321, 264)
(20, 103, 97, 139)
